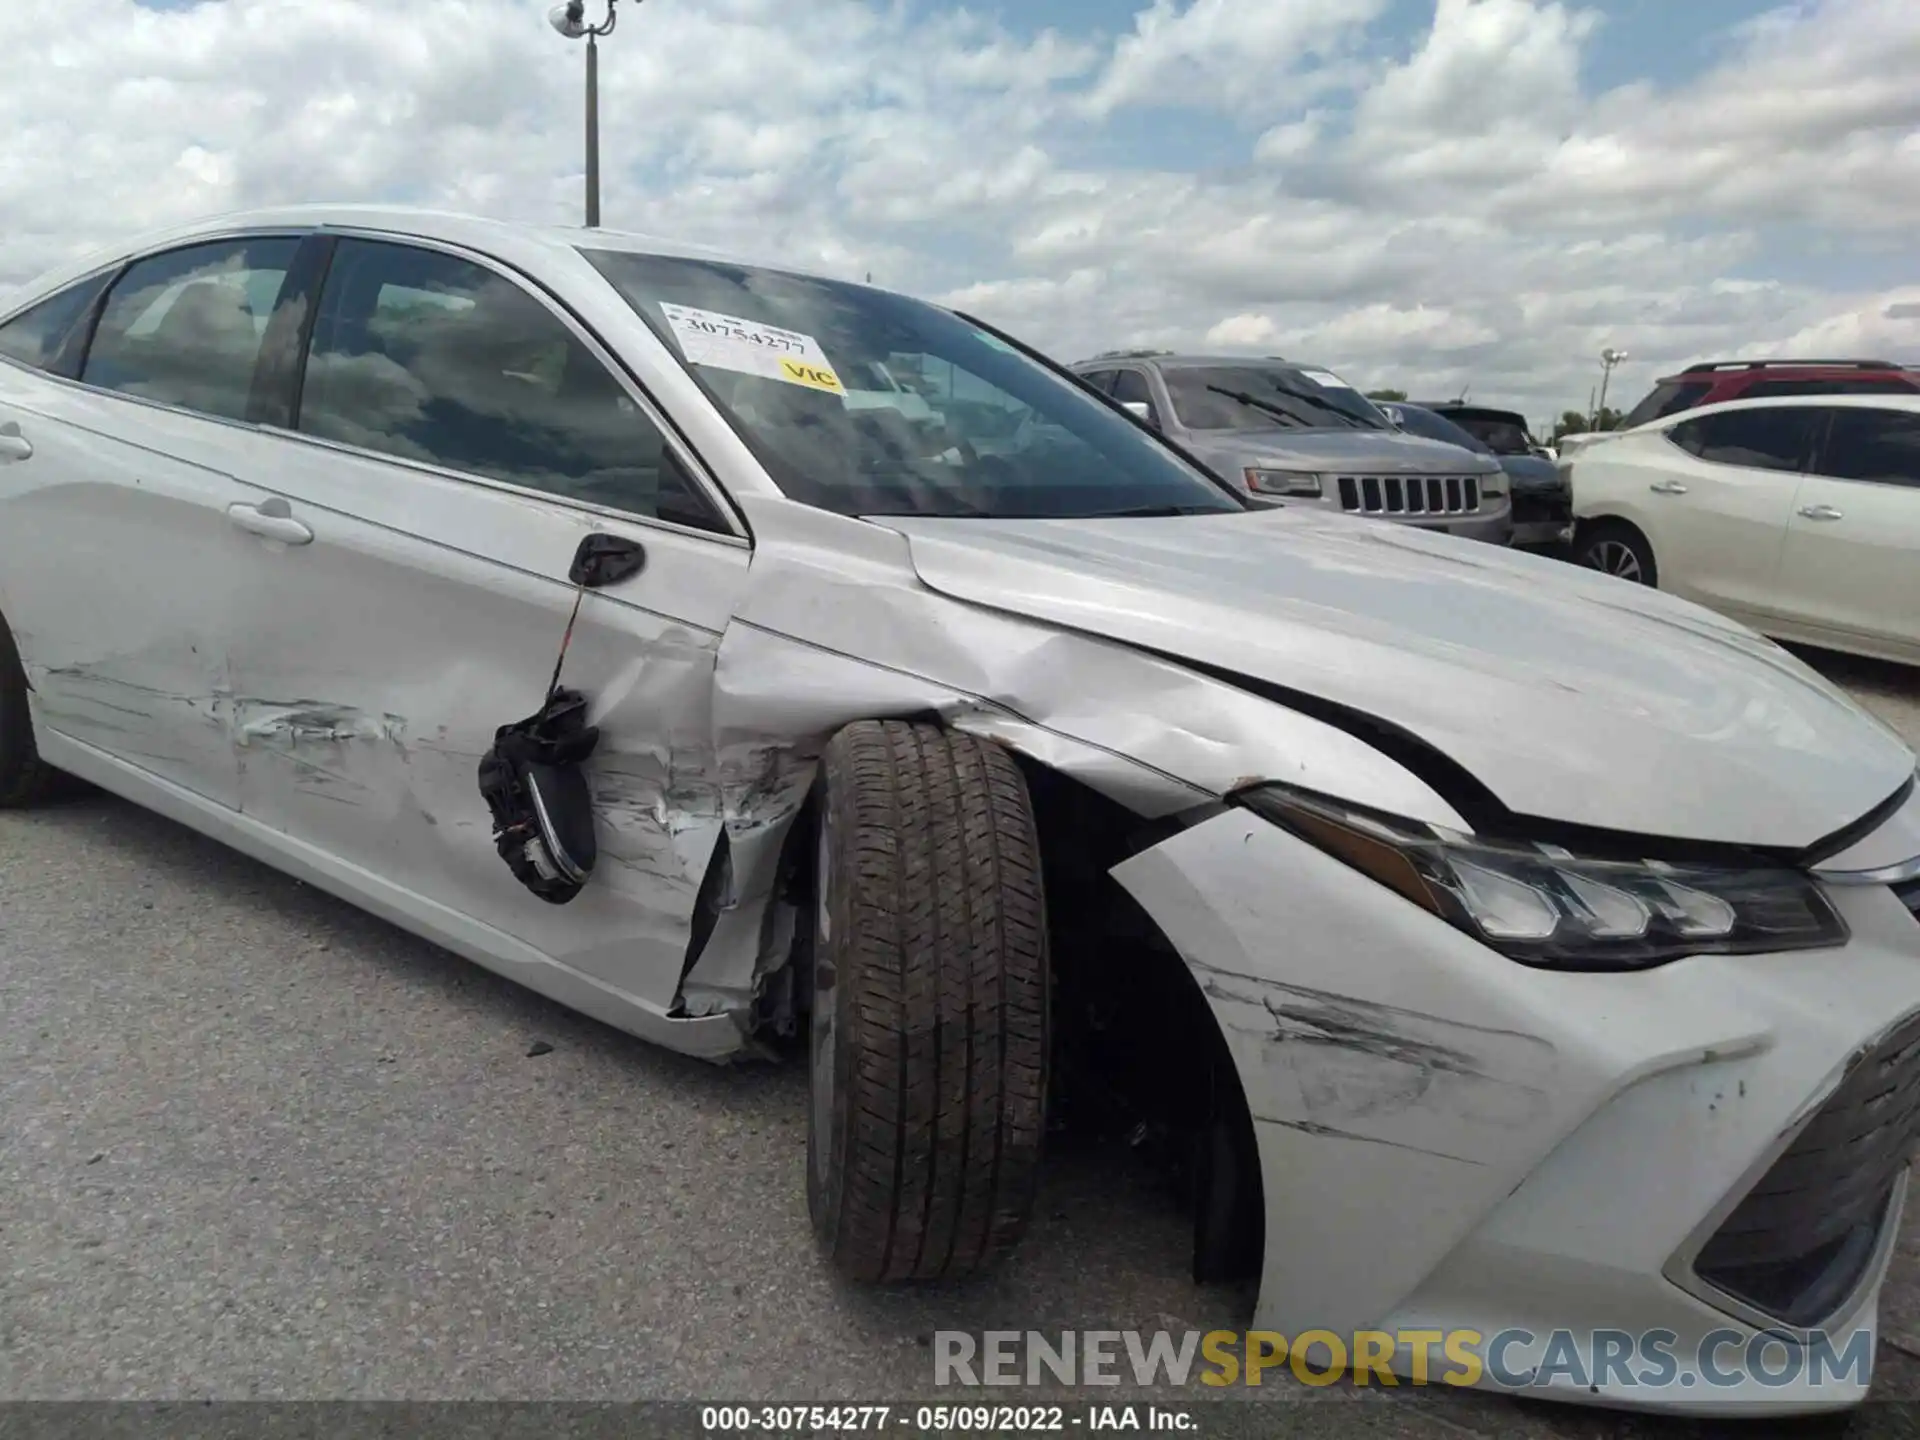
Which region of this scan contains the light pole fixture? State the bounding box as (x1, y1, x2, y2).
(549, 0, 629, 228)
(1595, 347, 1628, 428)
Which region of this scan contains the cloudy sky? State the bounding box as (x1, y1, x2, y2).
(2, 0, 1915, 427)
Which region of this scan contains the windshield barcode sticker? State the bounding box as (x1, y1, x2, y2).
(1299, 367, 1353, 391)
(658, 303, 845, 394)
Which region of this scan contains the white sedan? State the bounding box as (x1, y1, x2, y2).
(3, 206, 1920, 1414)
(1566, 394, 1920, 666)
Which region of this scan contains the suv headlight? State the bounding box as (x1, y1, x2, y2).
(1235, 783, 1848, 971)
(1479, 470, 1508, 499)
(1245, 468, 1323, 497)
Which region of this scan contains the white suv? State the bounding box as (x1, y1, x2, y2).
(1566, 393, 1920, 666)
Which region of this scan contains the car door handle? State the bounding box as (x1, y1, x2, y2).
(227, 497, 313, 545)
(1797, 504, 1844, 522)
(0, 421, 31, 462)
(1649, 480, 1688, 495)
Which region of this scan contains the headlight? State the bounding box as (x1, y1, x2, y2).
(1235, 784, 1848, 971)
(1479, 471, 1508, 499)
(1244, 468, 1323, 497)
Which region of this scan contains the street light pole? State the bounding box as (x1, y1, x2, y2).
(549, 0, 626, 228)
(1595, 347, 1628, 429)
(585, 28, 600, 228)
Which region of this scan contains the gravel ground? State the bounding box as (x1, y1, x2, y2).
(3, 648, 1919, 1436)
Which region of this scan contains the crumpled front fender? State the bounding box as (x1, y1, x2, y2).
(675, 495, 1471, 1029)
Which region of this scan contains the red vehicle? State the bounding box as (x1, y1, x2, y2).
(1618, 358, 1920, 430)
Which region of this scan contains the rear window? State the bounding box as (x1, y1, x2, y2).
(1447, 414, 1534, 455)
(1381, 404, 1492, 453)
(1621, 380, 1712, 430)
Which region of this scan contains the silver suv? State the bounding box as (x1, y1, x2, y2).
(1070, 353, 1512, 544)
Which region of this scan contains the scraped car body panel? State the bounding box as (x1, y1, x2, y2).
(874, 508, 1914, 850)
(4, 205, 1919, 1420)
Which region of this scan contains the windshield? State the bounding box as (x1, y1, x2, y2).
(1162, 364, 1391, 432)
(581, 249, 1243, 520)
(1382, 404, 1493, 454)
(1620, 380, 1711, 430)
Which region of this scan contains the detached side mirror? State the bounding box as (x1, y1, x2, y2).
(1121, 400, 1160, 430)
(568, 532, 647, 589)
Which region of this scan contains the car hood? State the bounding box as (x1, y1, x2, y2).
(1181, 427, 1499, 476)
(1555, 429, 1632, 461)
(870, 507, 1914, 850)
(1498, 454, 1563, 490)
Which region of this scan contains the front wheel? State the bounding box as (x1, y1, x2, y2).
(805, 720, 1049, 1283)
(1575, 520, 1658, 587)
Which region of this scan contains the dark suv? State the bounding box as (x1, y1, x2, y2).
(1617, 359, 1920, 430)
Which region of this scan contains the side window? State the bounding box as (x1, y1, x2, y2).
(0, 272, 113, 375)
(80, 239, 297, 422)
(1666, 407, 1817, 472)
(297, 239, 726, 532)
(1077, 369, 1118, 396)
(1110, 370, 1159, 422)
(1812, 409, 1920, 488)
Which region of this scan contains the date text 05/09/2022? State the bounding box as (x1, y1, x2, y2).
(700, 1405, 1196, 1433)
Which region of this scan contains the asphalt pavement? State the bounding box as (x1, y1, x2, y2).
(4, 647, 1920, 1438)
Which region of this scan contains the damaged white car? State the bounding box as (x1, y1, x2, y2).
(3, 207, 1920, 1415)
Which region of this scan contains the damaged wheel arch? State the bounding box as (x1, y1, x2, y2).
(0, 603, 66, 807)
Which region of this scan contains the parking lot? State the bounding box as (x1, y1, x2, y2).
(0, 645, 1914, 1432)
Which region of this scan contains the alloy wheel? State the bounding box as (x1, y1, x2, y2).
(1584, 539, 1644, 583)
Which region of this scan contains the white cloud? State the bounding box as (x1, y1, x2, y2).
(1743, 286, 1920, 359)
(1205, 314, 1280, 348)
(0, 0, 1916, 431)
(1080, 0, 1387, 117)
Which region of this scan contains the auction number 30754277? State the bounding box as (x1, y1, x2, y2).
(699, 1405, 1075, 1431)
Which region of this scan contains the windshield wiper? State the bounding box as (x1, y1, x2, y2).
(1088, 504, 1217, 518)
(1205, 385, 1303, 427)
(1262, 379, 1381, 430)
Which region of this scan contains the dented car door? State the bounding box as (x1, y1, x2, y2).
(0, 233, 305, 810)
(219, 232, 750, 1012)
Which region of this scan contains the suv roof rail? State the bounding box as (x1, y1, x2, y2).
(1675, 358, 1906, 375)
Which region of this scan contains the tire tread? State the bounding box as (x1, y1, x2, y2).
(816, 719, 1047, 1283)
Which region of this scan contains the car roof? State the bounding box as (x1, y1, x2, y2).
(1, 203, 863, 318)
(1632, 390, 1920, 427)
(1665, 358, 1914, 379)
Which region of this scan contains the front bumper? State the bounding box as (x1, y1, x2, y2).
(1112, 810, 1920, 1414)
(1511, 486, 1574, 547)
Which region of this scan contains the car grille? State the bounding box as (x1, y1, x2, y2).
(1691, 1008, 1920, 1327)
(1335, 474, 1482, 517)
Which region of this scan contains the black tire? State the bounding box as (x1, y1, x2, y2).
(0, 612, 61, 808)
(1574, 519, 1658, 587)
(806, 719, 1049, 1283)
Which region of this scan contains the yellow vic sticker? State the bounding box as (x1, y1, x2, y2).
(779, 356, 845, 394)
